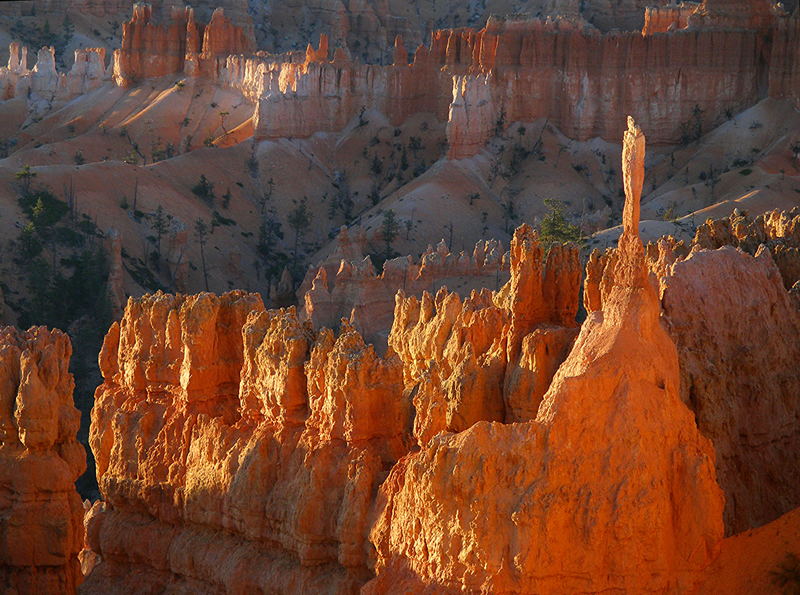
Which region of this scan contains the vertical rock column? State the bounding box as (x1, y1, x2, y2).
(0, 327, 86, 593)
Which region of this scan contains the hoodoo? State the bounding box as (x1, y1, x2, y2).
(0, 1, 799, 593)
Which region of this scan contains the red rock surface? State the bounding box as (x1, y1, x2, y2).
(113, 4, 253, 86)
(388, 224, 580, 444)
(642, 4, 696, 34)
(299, 228, 508, 346)
(25, 1, 786, 152)
(0, 327, 86, 593)
(113, 4, 191, 86)
(366, 118, 725, 593)
(663, 244, 800, 535)
(82, 291, 411, 592)
(585, 207, 800, 536)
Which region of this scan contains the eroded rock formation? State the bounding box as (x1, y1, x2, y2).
(299, 228, 508, 346)
(82, 292, 411, 592)
(366, 117, 724, 593)
(77, 114, 800, 592)
(0, 327, 86, 593)
(5, 1, 795, 152)
(0, 43, 112, 102)
(585, 209, 800, 537)
(113, 3, 253, 85)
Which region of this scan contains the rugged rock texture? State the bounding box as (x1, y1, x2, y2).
(663, 245, 800, 535)
(299, 228, 508, 346)
(0, 327, 86, 594)
(388, 226, 580, 444)
(0, 43, 111, 102)
(446, 74, 495, 159)
(642, 3, 698, 34)
(13, 1, 789, 150)
(769, 14, 800, 105)
(113, 4, 253, 85)
(692, 207, 800, 289)
(366, 117, 724, 593)
(688, 0, 779, 30)
(76, 112, 800, 591)
(82, 291, 411, 593)
(113, 4, 191, 86)
(184, 7, 255, 77)
(585, 208, 800, 536)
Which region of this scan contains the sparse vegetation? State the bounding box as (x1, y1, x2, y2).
(15, 165, 37, 195)
(539, 198, 581, 250)
(679, 104, 704, 146)
(193, 218, 210, 291)
(288, 197, 311, 279)
(192, 175, 215, 205)
(380, 209, 400, 261)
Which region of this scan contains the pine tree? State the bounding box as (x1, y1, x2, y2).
(194, 218, 210, 291)
(539, 198, 581, 250)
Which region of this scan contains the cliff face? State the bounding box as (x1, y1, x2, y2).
(61, 2, 797, 150)
(0, 327, 86, 594)
(113, 4, 190, 86)
(642, 4, 697, 34)
(443, 18, 774, 155)
(585, 208, 800, 536)
(299, 228, 508, 346)
(230, 38, 451, 139)
(663, 245, 800, 535)
(113, 4, 253, 86)
(366, 118, 724, 593)
(82, 291, 411, 593)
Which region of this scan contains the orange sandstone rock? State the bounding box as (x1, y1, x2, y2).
(662, 245, 800, 535)
(0, 327, 86, 594)
(366, 117, 724, 593)
(387, 223, 579, 443)
(83, 291, 411, 592)
(586, 205, 800, 535)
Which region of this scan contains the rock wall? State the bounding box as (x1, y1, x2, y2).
(585, 207, 800, 535)
(0, 327, 86, 594)
(642, 3, 699, 34)
(57, 2, 794, 151)
(688, 0, 779, 30)
(113, 3, 190, 86)
(768, 15, 800, 110)
(443, 17, 776, 155)
(113, 3, 252, 86)
(82, 291, 412, 593)
(365, 117, 724, 593)
(298, 227, 508, 346)
(222, 35, 453, 139)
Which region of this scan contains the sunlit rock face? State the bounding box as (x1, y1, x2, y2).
(365, 118, 725, 593)
(77, 113, 800, 593)
(113, 4, 253, 86)
(586, 206, 800, 536)
(82, 291, 411, 592)
(0, 327, 86, 594)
